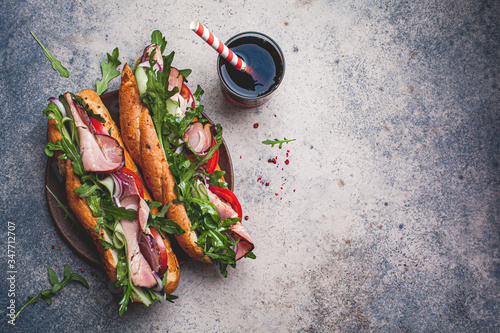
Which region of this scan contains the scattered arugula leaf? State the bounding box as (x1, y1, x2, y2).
(96, 47, 121, 95)
(262, 137, 296, 148)
(46, 186, 82, 233)
(30, 31, 69, 77)
(13, 265, 89, 321)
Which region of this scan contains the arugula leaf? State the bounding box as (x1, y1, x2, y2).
(86, 193, 103, 217)
(74, 182, 100, 198)
(151, 30, 167, 53)
(44, 140, 63, 157)
(13, 265, 89, 321)
(61, 135, 85, 176)
(149, 218, 185, 235)
(46, 186, 77, 224)
(147, 202, 185, 235)
(48, 268, 59, 286)
(103, 205, 138, 221)
(208, 170, 227, 188)
(43, 99, 85, 176)
(191, 198, 219, 223)
(96, 47, 121, 95)
(30, 31, 69, 77)
(146, 200, 163, 210)
(73, 95, 106, 122)
(94, 222, 115, 250)
(178, 68, 192, 78)
(243, 252, 257, 259)
(262, 137, 296, 148)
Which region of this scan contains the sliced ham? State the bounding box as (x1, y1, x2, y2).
(207, 188, 239, 220)
(229, 223, 255, 260)
(120, 219, 157, 288)
(113, 168, 150, 233)
(206, 186, 255, 260)
(168, 67, 184, 92)
(64, 93, 123, 173)
(95, 134, 124, 164)
(138, 233, 161, 274)
(184, 122, 212, 156)
(120, 196, 139, 211)
(137, 198, 150, 232)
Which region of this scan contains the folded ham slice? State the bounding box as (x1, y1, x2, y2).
(120, 219, 157, 288)
(207, 187, 255, 260)
(113, 168, 150, 232)
(229, 223, 255, 260)
(64, 93, 123, 173)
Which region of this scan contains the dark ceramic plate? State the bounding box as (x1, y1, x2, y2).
(45, 90, 233, 266)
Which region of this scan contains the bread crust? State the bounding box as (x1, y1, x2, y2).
(119, 64, 210, 263)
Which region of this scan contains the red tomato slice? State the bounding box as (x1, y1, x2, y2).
(118, 167, 144, 199)
(149, 227, 168, 277)
(204, 138, 219, 174)
(180, 84, 195, 109)
(208, 186, 242, 219)
(89, 117, 108, 135)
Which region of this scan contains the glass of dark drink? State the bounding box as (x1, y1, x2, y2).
(217, 32, 285, 107)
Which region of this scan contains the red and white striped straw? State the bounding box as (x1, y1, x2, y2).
(190, 20, 248, 72)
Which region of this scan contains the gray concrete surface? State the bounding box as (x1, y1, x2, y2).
(1, 0, 499, 331)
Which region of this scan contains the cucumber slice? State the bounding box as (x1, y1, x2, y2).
(98, 176, 114, 198)
(135, 67, 148, 95)
(131, 285, 153, 307)
(166, 98, 179, 115)
(102, 229, 119, 263)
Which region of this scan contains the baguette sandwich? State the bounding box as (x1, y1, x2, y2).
(45, 89, 182, 314)
(118, 31, 255, 276)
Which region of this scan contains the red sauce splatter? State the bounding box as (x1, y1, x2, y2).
(253, 123, 259, 128)
(285, 159, 290, 165)
(244, 216, 249, 220)
(55, 265, 59, 269)
(81, 269, 85, 273)
(58, 247, 61, 251)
